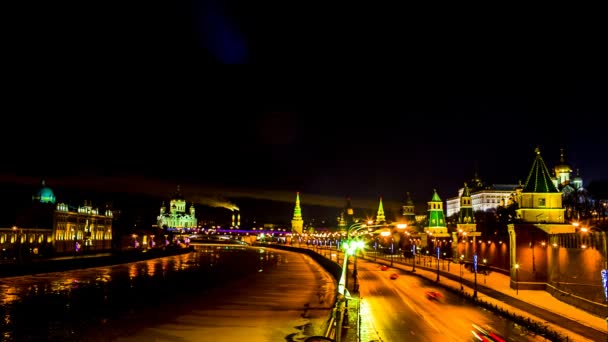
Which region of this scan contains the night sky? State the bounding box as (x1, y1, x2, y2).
(3, 2, 606, 225)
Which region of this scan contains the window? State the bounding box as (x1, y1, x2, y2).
(538, 198, 546, 207)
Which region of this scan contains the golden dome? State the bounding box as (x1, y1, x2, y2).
(554, 148, 572, 174)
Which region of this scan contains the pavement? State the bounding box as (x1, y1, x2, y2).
(303, 245, 607, 342)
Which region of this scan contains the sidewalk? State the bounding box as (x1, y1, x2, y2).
(364, 252, 608, 342)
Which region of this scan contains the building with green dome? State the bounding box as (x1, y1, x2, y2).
(1, 180, 114, 259)
(32, 180, 56, 204)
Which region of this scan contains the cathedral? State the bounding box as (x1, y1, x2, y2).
(157, 185, 197, 232)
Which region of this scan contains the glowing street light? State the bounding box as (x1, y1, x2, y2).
(483, 258, 487, 284)
(515, 263, 520, 295)
(352, 239, 365, 292)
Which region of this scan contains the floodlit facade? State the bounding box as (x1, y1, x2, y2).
(157, 185, 197, 231)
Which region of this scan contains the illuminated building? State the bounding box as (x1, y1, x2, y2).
(515, 148, 566, 224)
(425, 189, 449, 237)
(400, 192, 418, 229)
(451, 182, 480, 256)
(446, 176, 519, 217)
(552, 148, 583, 190)
(375, 196, 386, 224)
(551, 148, 589, 221)
(291, 192, 304, 234)
(337, 197, 356, 232)
(32, 180, 56, 204)
(157, 185, 197, 232)
(1, 180, 113, 256)
(53, 200, 113, 253)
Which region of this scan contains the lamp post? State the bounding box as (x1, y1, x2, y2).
(436, 246, 440, 282)
(530, 240, 536, 273)
(345, 222, 364, 287)
(515, 263, 519, 295)
(338, 243, 351, 297)
(473, 253, 478, 298)
(390, 239, 394, 266)
(411, 243, 416, 272)
(352, 240, 365, 293)
(340, 222, 374, 297)
(483, 258, 487, 284)
(601, 230, 608, 304)
(459, 254, 464, 291)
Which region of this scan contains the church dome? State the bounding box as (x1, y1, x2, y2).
(554, 163, 571, 174)
(32, 180, 56, 204)
(554, 149, 572, 174)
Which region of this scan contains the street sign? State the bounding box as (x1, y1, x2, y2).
(467, 232, 482, 237)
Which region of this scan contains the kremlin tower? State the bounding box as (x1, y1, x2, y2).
(291, 192, 304, 234)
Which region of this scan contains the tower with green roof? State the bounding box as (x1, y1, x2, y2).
(515, 148, 565, 223)
(376, 196, 386, 224)
(451, 182, 479, 259)
(458, 183, 476, 226)
(425, 189, 449, 237)
(401, 192, 416, 227)
(291, 192, 304, 234)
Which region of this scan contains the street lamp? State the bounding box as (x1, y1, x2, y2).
(436, 246, 440, 282)
(483, 258, 487, 284)
(459, 254, 464, 291)
(351, 239, 365, 293)
(411, 243, 416, 272)
(473, 253, 478, 298)
(515, 263, 520, 295)
(601, 230, 608, 304)
(390, 239, 395, 266)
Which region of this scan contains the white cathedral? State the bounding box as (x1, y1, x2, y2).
(157, 185, 197, 231)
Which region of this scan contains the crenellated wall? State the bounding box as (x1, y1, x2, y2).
(508, 224, 607, 317)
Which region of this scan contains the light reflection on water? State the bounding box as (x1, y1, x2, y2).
(0, 245, 274, 341)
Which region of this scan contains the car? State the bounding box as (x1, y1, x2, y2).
(380, 265, 389, 271)
(390, 273, 399, 280)
(471, 323, 506, 342)
(425, 290, 443, 301)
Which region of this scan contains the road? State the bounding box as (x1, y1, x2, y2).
(355, 258, 543, 341)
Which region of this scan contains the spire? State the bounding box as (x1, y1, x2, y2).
(292, 192, 302, 220)
(523, 147, 559, 193)
(291, 192, 304, 234)
(431, 189, 442, 202)
(458, 183, 475, 224)
(426, 189, 447, 234)
(376, 196, 386, 224)
(462, 182, 471, 197)
(405, 192, 414, 206)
